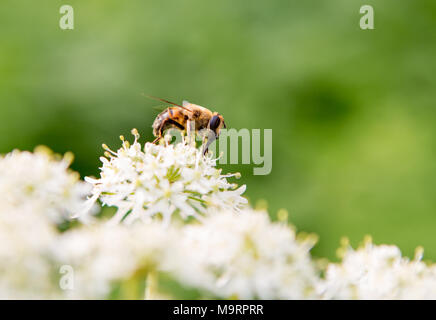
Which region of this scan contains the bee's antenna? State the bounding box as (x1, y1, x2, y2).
(142, 93, 193, 113)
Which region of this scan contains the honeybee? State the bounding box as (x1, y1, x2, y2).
(147, 96, 226, 154)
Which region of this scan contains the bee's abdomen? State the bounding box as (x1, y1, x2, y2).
(152, 108, 187, 137)
(152, 110, 167, 137)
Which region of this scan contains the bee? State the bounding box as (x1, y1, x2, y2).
(147, 95, 226, 154)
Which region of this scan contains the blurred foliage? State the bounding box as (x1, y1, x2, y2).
(1, 0, 436, 261)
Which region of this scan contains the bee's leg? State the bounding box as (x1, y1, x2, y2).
(152, 119, 168, 144)
(186, 120, 196, 146)
(202, 135, 208, 155)
(202, 130, 217, 155)
(152, 136, 161, 144)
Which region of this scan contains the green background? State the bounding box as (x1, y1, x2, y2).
(1, 0, 435, 261)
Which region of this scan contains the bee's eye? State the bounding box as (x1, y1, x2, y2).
(209, 115, 221, 131)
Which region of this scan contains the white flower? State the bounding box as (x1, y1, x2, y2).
(81, 129, 247, 225)
(52, 222, 176, 299)
(171, 209, 320, 299)
(0, 147, 91, 223)
(320, 237, 436, 299)
(0, 147, 93, 298)
(0, 210, 59, 299)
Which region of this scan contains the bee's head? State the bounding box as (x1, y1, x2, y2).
(208, 112, 226, 138)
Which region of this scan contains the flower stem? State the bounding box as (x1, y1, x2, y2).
(144, 270, 158, 300)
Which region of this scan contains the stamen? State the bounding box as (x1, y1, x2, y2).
(131, 128, 140, 143)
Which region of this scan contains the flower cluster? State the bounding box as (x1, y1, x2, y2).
(0, 148, 91, 223)
(0, 209, 59, 299)
(0, 148, 91, 299)
(52, 222, 176, 299)
(81, 129, 247, 225)
(2, 131, 436, 300)
(172, 209, 319, 299)
(320, 237, 436, 299)
(49, 208, 319, 299)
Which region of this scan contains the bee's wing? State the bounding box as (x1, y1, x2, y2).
(183, 100, 205, 111)
(182, 100, 197, 111)
(142, 94, 193, 113)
